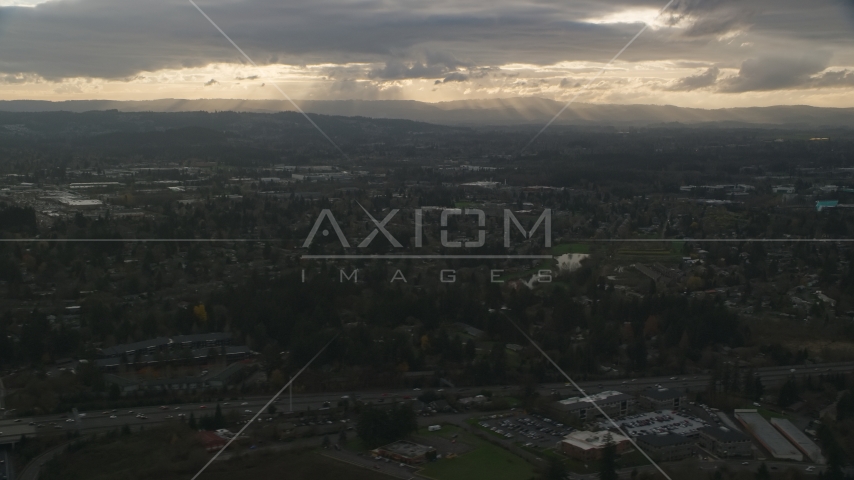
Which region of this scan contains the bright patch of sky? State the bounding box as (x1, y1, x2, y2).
(584, 7, 676, 29)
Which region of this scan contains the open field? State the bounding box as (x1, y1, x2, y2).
(39, 425, 390, 480)
(417, 425, 536, 480)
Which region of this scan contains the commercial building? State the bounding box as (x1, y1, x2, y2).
(698, 426, 753, 458)
(97, 333, 234, 358)
(734, 410, 802, 461)
(552, 390, 635, 421)
(557, 431, 632, 463)
(770, 418, 825, 464)
(198, 431, 227, 452)
(639, 388, 687, 411)
(372, 441, 436, 465)
(94, 333, 251, 371)
(636, 434, 695, 462)
(104, 363, 247, 395)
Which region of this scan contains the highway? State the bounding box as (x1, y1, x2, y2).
(0, 361, 850, 441)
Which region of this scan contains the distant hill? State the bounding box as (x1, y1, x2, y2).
(2, 98, 854, 129)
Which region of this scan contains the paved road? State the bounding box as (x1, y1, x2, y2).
(1, 446, 11, 480)
(16, 443, 66, 480)
(0, 362, 851, 443)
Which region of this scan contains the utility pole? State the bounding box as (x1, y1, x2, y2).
(289, 376, 293, 413)
(0, 376, 5, 415)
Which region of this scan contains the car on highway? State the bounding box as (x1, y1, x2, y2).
(806, 466, 815, 472)
(159, 406, 169, 410)
(244, 410, 252, 413)
(199, 405, 207, 409)
(241, 402, 249, 406)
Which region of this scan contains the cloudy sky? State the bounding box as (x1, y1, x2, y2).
(1, 0, 854, 108)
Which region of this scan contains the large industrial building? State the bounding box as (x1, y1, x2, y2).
(551, 390, 636, 421)
(636, 434, 695, 462)
(557, 430, 632, 462)
(639, 387, 687, 411)
(734, 410, 803, 461)
(770, 418, 825, 464)
(372, 441, 436, 465)
(698, 426, 753, 458)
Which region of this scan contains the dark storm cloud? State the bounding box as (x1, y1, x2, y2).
(810, 69, 854, 88)
(718, 55, 830, 92)
(666, 66, 719, 91)
(664, 0, 754, 37)
(0, 0, 852, 91)
(368, 58, 468, 80)
(436, 72, 469, 84)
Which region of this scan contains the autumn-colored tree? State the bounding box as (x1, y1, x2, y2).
(193, 304, 208, 322)
(269, 369, 286, 389)
(643, 316, 659, 337)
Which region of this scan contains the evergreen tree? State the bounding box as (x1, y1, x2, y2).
(754, 376, 764, 400)
(778, 377, 800, 407)
(755, 462, 771, 480)
(598, 436, 618, 480)
(189, 412, 197, 430)
(214, 403, 225, 429)
(545, 458, 567, 480)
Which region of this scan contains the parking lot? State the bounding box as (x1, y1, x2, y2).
(476, 413, 575, 449)
(599, 409, 710, 437)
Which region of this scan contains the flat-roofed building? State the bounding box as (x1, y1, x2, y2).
(639, 388, 687, 411)
(552, 390, 635, 421)
(734, 410, 802, 461)
(770, 418, 825, 464)
(636, 434, 694, 462)
(557, 431, 631, 462)
(698, 426, 753, 458)
(372, 441, 436, 465)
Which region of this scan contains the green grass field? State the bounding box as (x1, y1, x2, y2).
(39, 424, 389, 480)
(418, 425, 535, 480)
(419, 443, 536, 480)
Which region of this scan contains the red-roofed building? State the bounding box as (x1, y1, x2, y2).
(198, 431, 227, 452)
